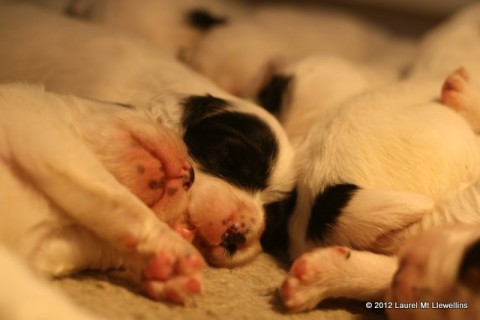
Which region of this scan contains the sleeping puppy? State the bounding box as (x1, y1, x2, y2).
(0, 3, 295, 267)
(0, 83, 203, 319)
(13, 0, 237, 57)
(277, 68, 480, 313)
(184, 3, 414, 97)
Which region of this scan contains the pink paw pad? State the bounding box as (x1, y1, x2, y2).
(142, 251, 204, 304)
(145, 275, 203, 305)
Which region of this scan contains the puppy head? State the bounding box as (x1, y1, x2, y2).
(153, 93, 295, 266)
(256, 55, 370, 140)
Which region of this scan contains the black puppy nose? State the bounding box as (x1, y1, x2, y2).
(183, 165, 195, 190)
(221, 229, 246, 255)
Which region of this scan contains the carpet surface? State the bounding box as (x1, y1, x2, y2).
(54, 253, 386, 320)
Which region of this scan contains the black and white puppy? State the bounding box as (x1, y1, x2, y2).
(0, 3, 295, 267)
(0, 83, 203, 319)
(277, 68, 480, 315)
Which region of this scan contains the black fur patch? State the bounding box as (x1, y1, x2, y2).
(257, 75, 292, 117)
(182, 95, 278, 191)
(261, 188, 297, 260)
(307, 184, 359, 242)
(459, 239, 480, 293)
(182, 94, 228, 125)
(187, 8, 228, 31)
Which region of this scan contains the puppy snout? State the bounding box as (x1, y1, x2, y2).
(221, 227, 246, 255)
(183, 165, 195, 190)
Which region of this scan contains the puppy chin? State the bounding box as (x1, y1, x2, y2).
(186, 173, 266, 267)
(198, 241, 263, 268)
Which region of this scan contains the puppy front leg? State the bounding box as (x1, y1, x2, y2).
(1, 93, 204, 304)
(442, 67, 480, 134)
(280, 246, 397, 312)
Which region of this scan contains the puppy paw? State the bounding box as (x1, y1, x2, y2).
(280, 246, 351, 312)
(441, 67, 480, 133)
(386, 226, 480, 320)
(121, 225, 205, 305)
(441, 67, 472, 110)
(142, 250, 204, 305)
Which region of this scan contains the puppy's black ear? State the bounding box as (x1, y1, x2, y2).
(257, 75, 292, 117)
(187, 8, 228, 30)
(459, 239, 480, 293)
(182, 94, 228, 126)
(182, 94, 279, 191)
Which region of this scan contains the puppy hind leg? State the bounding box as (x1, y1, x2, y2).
(441, 67, 480, 133)
(280, 246, 397, 313)
(386, 225, 480, 320)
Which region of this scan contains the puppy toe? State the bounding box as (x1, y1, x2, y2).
(141, 248, 204, 304)
(143, 251, 175, 281)
(441, 67, 474, 110)
(145, 274, 203, 305)
(280, 246, 351, 312)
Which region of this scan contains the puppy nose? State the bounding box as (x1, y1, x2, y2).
(221, 227, 246, 255)
(183, 165, 195, 190)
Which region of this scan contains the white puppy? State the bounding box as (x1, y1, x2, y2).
(0, 3, 295, 267)
(0, 83, 203, 319)
(277, 68, 480, 313)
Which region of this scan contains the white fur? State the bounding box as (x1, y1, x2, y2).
(0, 83, 204, 319)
